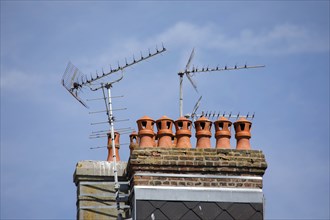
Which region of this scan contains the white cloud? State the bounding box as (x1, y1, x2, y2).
(152, 22, 329, 56)
(75, 21, 329, 81)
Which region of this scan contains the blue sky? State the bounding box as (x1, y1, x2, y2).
(1, 1, 329, 219)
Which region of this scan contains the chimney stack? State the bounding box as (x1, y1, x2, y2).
(106, 131, 120, 162)
(136, 116, 155, 147)
(74, 114, 267, 220)
(214, 116, 232, 149)
(234, 117, 252, 150)
(174, 116, 192, 148)
(194, 116, 212, 148)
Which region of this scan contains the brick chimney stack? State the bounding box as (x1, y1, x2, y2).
(106, 131, 120, 162)
(74, 114, 267, 220)
(194, 116, 212, 148)
(156, 116, 174, 148)
(214, 116, 232, 149)
(234, 117, 252, 150)
(136, 116, 155, 147)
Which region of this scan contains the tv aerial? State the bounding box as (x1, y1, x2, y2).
(62, 44, 166, 108)
(198, 111, 255, 120)
(178, 48, 265, 117)
(61, 44, 166, 216)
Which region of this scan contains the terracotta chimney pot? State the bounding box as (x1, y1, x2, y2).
(194, 116, 212, 148)
(129, 131, 139, 154)
(107, 131, 120, 162)
(172, 134, 177, 147)
(214, 116, 232, 149)
(137, 116, 155, 148)
(153, 132, 157, 147)
(156, 116, 174, 148)
(174, 117, 192, 148)
(234, 117, 252, 150)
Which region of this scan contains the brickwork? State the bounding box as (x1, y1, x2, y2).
(128, 148, 267, 189)
(132, 175, 263, 189)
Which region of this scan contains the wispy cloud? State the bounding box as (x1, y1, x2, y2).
(71, 21, 329, 78)
(153, 22, 329, 55)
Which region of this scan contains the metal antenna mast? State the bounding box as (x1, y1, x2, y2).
(178, 48, 265, 117)
(61, 44, 166, 218)
(102, 79, 121, 211)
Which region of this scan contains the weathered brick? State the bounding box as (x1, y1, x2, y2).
(127, 148, 267, 189)
(163, 181, 170, 185)
(170, 181, 178, 186)
(205, 156, 220, 161)
(179, 156, 191, 160)
(178, 181, 186, 186)
(176, 160, 186, 166)
(211, 182, 218, 187)
(219, 182, 227, 187)
(163, 156, 179, 160)
(206, 161, 214, 166)
(187, 182, 194, 186)
(194, 156, 204, 161)
(154, 181, 162, 185)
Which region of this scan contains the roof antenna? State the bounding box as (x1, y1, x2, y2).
(60, 44, 167, 218)
(177, 48, 265, 117)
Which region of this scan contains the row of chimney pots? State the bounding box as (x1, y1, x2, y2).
(106, 116, 253, 162)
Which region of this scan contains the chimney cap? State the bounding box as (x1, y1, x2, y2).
(156, 115, 174, 122)
(195, 116, 211, 122)
(137, 115, 154, 121)
(176, 116, 191, 121)
(234, 117, 251, 123)
(216, 116, 231, 122)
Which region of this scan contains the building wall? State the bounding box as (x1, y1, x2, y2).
(128, 148, 267, 220)
(73, 161, 130, 219)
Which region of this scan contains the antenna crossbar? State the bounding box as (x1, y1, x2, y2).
(89, 108, 127, 114)
(90, 143, 129, 149)
(81, 46, 166, 86)
(189, 64, 265, 74)
(189, 111, 255, 120)
(86, 95, 124, 102)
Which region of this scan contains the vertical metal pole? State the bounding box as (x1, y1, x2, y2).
(107, 85, 118, 184)
(104, 84, 120, 217)
(179, 73, 183, 117)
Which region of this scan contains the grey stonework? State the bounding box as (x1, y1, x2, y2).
(74, 161, 130, 220)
